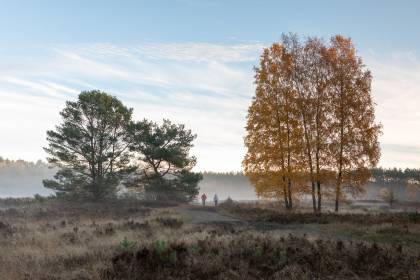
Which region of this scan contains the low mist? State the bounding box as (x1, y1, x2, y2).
(0, 158, 419, 202)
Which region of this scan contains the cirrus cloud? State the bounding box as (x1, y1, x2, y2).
(0, 42, 419, 171)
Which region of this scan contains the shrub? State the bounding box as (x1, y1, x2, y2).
(153, 240, 167, 256)
(117, 237, 136, 252)
(0, 221, 15, 237)
(408, 212, 420, 223)
(221, 202, 420, 225)
(34, 194, 47, 203)
(156, 217, 183, 229)
(94, 223, 116, 236)
(60, 232, 79, 244)
(102, 235, 420, 279)
(221, 197, 234, 206)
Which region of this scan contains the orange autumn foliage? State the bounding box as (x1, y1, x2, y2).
(243, 34, 381, 212)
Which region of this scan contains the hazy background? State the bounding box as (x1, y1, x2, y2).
(1, 157, 418, 203)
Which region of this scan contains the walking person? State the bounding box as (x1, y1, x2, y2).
(201, 193, 207, 206)
(213, 194, 219, 206)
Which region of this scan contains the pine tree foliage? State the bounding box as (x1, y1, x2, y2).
(43, 91, 202, 201)
(127, 119, 202, 201)
(43, 90, 134, 199)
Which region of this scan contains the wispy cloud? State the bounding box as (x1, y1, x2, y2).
(61, 42, 264, 63)
(0, 42, 262, 171)
(0, 42, 419, 171)
(135, 42, 264, 62)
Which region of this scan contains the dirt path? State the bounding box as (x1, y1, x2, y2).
(178, 205, 242, 224)
(176, 205, 322, 238)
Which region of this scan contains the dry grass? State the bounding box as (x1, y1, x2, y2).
(103, 234, 420, 280)
(219, 200, 420, 225)
(0, 198, 419, 279)
(0, 199, 182, 279)
(220, 200, 420, 250)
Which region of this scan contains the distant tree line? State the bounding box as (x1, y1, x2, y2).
(1, 161, 419, 190)
(243, 33, 381, 212)
(0, 158, 54, 197)
(0, 158, 419, 200)
(203, 170, 420, 185)
(42, 90, 202, 201)
(0, 157, 50, 176)
(200, 171, 250, 187)
(371, 167, 420, 183)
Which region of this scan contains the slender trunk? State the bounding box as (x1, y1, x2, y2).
(274, 92, 290, 209)
(286, 108, 293, 210)
(335, 160, 343, 212)
(302, 113, 316, 212)
(287, 178, 293, 209)
(282, 176, 289, 209)
(335, 169, 342, 212)
(316, 151, 322, 212)
(317, 181, 321, 212)
(335, 86, 345, 212)
(293, 71, 316, 211)
(315, 91, 322, 212)
(311, 181, 316, 211)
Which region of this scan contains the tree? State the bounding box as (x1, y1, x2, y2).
(303, 37, 334, 212)
(128, 119, 202, 201)
(405, 184, 419, 201)
(379, 187, 396, 208)
(327, 36, 381, 211)
(43, 90, 134, 199)
(284, 34, 319, 211)
(243, 43, 303, 209)
(244, 34, 381, 212)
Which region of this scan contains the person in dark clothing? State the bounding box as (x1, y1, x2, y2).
(201, 193, 207, 206)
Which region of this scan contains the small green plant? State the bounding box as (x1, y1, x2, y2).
(276, 249, 287, 265)
(254, 246, 263, 257)
(153, 240, 177, 262)
(169, 251, 177, 263)
(153, 240, 167, 256)
(117, 237, 136, 252)
(189, 244, 200, 254)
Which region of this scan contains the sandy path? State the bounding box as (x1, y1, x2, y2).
(176, 205, 321, 238)
(178, 206, 242, 224)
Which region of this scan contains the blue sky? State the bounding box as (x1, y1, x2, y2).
(1, 0, 420, 51)
(1, 0, 420, 171)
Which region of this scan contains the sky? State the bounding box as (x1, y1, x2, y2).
(0, 0, 420, 171)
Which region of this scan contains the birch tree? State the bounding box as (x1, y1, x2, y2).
(243, 44, 303, 209)
(327, 35, 381, 211)
(244, 34, 381, 212)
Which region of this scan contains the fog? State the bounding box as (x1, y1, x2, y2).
(198, 172, 256, 201)
(0, 159, 418, 202)
(0, 158, 54, 198)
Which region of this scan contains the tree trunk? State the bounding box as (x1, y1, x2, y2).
(285, 107, 293, 210)
(301, 112, 317, 212)
(335, 83, 345, 212)
(282, 176, 290, 209)
(311, 181, 316, 211)
(287, 178, 293, 209)
(317, 181, 321, 212)
(335, 171, 342, 212)
(315, 149, 322, 212)
(335, 131, 344, 212)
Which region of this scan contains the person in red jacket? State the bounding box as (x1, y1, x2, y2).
(201, 193, 207, 206)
